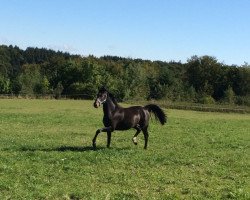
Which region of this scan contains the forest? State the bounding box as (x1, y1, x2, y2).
(0, 45, 249, 106)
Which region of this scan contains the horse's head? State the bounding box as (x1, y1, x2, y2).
(93, 86, 108, 108)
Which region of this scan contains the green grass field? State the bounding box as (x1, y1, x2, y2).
(0, 99, 249, 199)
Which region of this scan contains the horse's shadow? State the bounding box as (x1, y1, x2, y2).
(20, 145, 105, 152)
(52, 146, 100, 152)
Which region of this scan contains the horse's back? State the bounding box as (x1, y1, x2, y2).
(113, 106, 149, 130)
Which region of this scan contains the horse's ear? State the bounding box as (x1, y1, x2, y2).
(99, 85, 107, 92)
(98, 85, 105, 90)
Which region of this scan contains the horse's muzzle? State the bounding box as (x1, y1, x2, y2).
(93, 101, 100, 108)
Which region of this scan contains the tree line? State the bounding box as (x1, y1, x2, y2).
(0, 45, 249, 105)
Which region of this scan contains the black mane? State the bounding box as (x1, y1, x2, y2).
(108, 92, 118, 105)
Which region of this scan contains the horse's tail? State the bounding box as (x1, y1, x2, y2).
(144, 104, 167, 125)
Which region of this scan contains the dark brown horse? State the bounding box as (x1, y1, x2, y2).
(93, 87, 167, 149)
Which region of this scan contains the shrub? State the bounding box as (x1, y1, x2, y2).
(235, 95, 250, 106)
(198, 95, 216, 104)
(54, 82, 64, 99)
(223, 86, 235, 104)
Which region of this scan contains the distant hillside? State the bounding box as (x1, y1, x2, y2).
(0, 44, 249, 106)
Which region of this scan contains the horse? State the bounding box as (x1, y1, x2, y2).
(92, 87, 167, 149)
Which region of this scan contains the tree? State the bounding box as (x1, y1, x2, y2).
(186, 55, 226, 100)
(54, 82, 64, 99)
(19, 64, 42, 95)
(0, 75, 10, 94)
(223, 86, 235, 104)
(0, 44, 249, 104)
(33, 76, 50, 96)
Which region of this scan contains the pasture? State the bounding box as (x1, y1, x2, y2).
(0, 99, 249, 199)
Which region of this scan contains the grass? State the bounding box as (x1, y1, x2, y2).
(0, 99, 249, 199)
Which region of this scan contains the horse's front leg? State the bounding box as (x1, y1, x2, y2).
(92, 127, 112, 149)
(107, 131, 112, 148)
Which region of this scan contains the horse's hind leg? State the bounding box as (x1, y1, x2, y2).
(132, 130, 140, 145)
(132, 125, 141, 145)
(142, 127, 149, 149)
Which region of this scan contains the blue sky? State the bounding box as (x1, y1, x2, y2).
(0, 0, 249, 65)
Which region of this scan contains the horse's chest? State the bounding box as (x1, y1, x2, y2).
(103, 116, 111, 127)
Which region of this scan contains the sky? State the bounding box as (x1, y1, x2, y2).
(0, 0, 250, 65)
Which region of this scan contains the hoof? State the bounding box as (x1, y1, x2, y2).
(132, 137, 138, 145)
(92, 142, 97, 149)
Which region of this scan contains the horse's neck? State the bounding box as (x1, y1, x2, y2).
(103, 98, 115, 117)
(103, 97, 119, 118)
